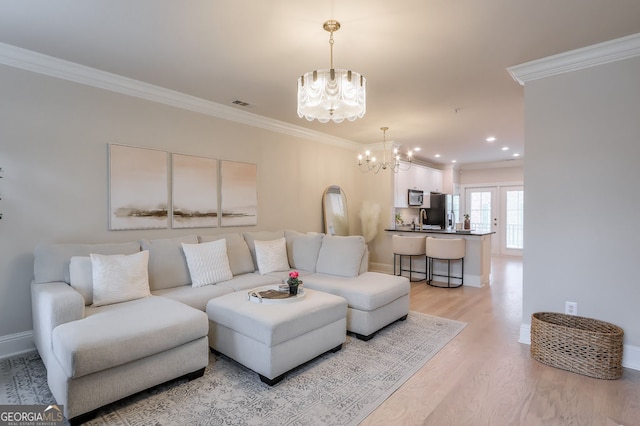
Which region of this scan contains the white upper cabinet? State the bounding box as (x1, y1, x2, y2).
(394, 167, 413, 208)
(426, 168, 443, 193)
(393, 164, 443, 208)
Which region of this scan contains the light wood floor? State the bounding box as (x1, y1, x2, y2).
(361, 256, 640, 426)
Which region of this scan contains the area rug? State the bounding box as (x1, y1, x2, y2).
(0, 312, 466, 425)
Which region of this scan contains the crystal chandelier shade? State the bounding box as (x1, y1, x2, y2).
(297, 69, 366, 123)
(297, 20, 366, 123)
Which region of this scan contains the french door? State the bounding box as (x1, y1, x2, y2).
(500, 186, 524, 256)
(466, 187, 498, 255)
(465, 185, 524, 256)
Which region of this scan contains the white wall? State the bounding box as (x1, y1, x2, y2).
(522, 57, 640, 353)
(0, 64, 362, 341)
(459, 164, 523, 185)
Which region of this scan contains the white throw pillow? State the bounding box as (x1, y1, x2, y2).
(69, 256, 93, 305)
(90, 250, 151, 307)
(182, 239, 233, 287)
(254, 237, 290, 275)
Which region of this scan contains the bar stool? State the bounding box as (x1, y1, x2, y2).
(426, 237, 465, 288)
(392, 235, 427, 282)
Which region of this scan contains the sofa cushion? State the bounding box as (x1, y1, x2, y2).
(90, 251, 151, 307)
(52, 296, 208, 378)
(140, 235, 197, 291)
(69, 256, 93, 305)
(243, 230, 284, 269)
(303, 272, 410, 311)
(215, 273, 283, 292)
(34, 241, 141, 284)
(152, 284, 234, 311)
(315, 235, 366, 278)
(198, 233, 255, 276)
(254, 238, 289, 275)
(182, 240, 233, 287)
(285, 230, 324, 272)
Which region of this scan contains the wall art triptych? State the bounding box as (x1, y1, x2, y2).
(108, 144, 257, 230)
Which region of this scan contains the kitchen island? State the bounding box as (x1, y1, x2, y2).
(385, 228, 494, 287)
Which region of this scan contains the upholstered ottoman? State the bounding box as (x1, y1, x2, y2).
(206, 288, 347, 385)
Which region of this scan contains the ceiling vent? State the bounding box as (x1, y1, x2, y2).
(232, 100, 251, 107)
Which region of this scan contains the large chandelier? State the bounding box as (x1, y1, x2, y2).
(358, 127, 412, 174)
(297, 20, 366, 123)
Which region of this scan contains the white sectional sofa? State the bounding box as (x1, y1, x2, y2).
(31, 230, 409, 424)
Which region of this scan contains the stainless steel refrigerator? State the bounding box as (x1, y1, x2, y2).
(420, 193, 459, 229)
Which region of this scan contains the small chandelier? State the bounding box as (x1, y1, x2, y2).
(297, 20, 366, 123)
(358, 127, 412, 174)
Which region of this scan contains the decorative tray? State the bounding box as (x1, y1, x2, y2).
(247, 285, 305, 304)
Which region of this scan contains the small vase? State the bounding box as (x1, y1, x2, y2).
(289, 284, 299, 295)
(464, 219, 471, 230)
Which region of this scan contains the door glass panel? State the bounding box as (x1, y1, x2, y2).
(505, 190, 524, 249)
(470, 191, 492, 233)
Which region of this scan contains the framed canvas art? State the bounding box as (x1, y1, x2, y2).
(220, 160, 257, 227)
(108, 144, 169, 230)
(172, 153, 218, 228)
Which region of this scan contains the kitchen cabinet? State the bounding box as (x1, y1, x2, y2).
(425, 168, 443, 193)
(393, 163, 443, 208)
(393, 167, 413, 208)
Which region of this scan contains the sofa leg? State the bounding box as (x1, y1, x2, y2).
(259, 372, 285, 386)
(329, 343, 343, 353)
(186, 367, 206, 381)
(68, 409, 98, 426)
(354, 332, 375, 341)
(398, 314, 408, 321)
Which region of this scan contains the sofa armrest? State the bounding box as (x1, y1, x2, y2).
(31, 281, 84, 368)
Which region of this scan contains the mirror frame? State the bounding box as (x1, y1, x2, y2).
(322, 185, 349, 236)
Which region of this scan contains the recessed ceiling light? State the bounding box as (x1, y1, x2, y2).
(435, 154, 441, 158)
(501, 146, 509, 151)
(414, 147, 421, 152)
(451, 160, 457, 163)
(486, 136, 496, 142)
(513, 153, 520, 157)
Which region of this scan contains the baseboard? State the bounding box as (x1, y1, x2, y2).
(519, 323, 640, 371)
(0, 330, 36, 360)
(369, 262, 393, 274)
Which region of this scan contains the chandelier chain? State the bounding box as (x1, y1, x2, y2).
(329, 31, 334, 69)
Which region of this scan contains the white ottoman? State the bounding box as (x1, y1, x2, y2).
(206, 288, 347, 385)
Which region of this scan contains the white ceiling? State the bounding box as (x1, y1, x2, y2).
(1, 1, 640, 166)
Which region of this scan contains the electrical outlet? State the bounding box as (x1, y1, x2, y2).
(565, 301, 578, 316)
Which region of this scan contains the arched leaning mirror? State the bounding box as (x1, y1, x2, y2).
(322, 185, 349, 236)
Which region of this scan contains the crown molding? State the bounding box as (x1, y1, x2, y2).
(0, 42, 361, 151)
(460, 159, 524, 170)
(508, 32, 640, 85)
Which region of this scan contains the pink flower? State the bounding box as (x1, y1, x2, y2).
(287, 270, 302, 287)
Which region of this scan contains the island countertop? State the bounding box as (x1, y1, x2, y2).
(385, 228, 495, 237)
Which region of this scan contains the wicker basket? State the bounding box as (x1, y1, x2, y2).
(530, 312, 623, 380)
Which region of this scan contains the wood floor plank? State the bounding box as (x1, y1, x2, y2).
(362, 256, 640, 426)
